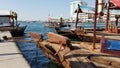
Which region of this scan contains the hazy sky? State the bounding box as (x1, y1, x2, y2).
(0, 0, 95, 21)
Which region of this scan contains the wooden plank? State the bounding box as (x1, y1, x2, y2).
(77, 33, 120, 41)
(47, 32, 73, 50)
(65, 49, 98, 68)
(38, 41, 61, 64)
(38, 41, 71, 68)
(29, 32, 42, 42)
(89, 56, 120, 68)
(47, 32, 70, 44)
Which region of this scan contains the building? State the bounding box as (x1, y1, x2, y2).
(70, 0, 87, 21)
(70, 0, 94, 22)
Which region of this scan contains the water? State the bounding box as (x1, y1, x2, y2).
(17, 22, 63, 68)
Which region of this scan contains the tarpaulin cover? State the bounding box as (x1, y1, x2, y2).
(110, 0, 120, 8)
(105, 40, 120, 51)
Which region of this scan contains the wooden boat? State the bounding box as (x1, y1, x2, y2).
(45, 22, 67, 28)
(0, 11, 26, 36)
(29, 32, 120, 68)
(55, 26, 79, 39)
(45, 16, 67, 28)
(54, 4, 104, 39)
(73, 0, 120, 42)
(0, 26, 27, 37)
(75, 0, 120, 56)
(10, 26, 27, 37)
(29, 0, 120, 67)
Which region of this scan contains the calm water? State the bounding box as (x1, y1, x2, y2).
(17, 21, 120, 68)
(17, 22, 63, 68)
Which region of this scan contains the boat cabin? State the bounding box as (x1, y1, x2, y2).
(0, 11, 18, 27)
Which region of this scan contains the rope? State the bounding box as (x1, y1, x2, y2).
(54, 41, 66, 56)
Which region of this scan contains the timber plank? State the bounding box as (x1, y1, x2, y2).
(90, 56, 120, 68)
(65, 49, 97, 68)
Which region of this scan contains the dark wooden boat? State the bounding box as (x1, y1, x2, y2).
(55, 26, 79, 39)
(0, 26, 26, 37)
(0, 11, 26, 36)
(10, 26, 27, 37)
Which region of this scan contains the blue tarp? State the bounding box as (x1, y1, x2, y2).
(105, 40, 120, 51)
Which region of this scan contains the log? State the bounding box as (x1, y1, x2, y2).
(47, 32, 70, 44)
(89, 55, 120, 68)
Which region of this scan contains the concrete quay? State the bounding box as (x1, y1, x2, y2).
(0, 31, 30, 68)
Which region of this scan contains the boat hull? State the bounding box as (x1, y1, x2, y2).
(0, 26, 27, 37)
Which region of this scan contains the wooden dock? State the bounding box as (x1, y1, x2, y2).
(0, 31, 30, 68)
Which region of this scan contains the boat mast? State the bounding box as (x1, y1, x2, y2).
(75, 4, 79, 28)
(93, 0, 98, 49)
(14, 12, 18, 27)
(105, 0, 110, 31)
(75, 4, 82, 28)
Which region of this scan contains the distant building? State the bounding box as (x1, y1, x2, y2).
(70, 0, 87, 21)
(70, 0, 94, 22)
(70, 0, 120, 23)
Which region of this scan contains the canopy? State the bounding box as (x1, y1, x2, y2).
(0, 11, 17, 17)
(110, 0, 120, 9)
(74, 6, 94, 14)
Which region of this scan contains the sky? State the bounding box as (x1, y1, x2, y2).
(0, 0, 95, 21)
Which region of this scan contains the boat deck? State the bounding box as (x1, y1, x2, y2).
(75, 29, 120, 41)
(0, 31, 30, 68)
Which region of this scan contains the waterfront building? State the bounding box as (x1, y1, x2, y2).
(102, 10, 120, 23)
(70, 0, 120, 23)
(70, 0, 87, 21)
(70, 0, 94, 22)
